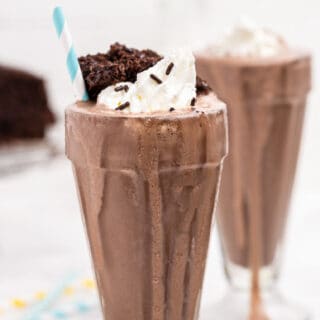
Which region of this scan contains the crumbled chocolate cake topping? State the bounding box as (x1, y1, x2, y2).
(79, 43, 211, 101)
(79, 43, 161, 100)
(196, 76, 212, 96)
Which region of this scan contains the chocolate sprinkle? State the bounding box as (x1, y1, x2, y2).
(191, 97, 196, 106)
(115, 85, 129, 92)
(150, 74, 162, 84)
(116, 101, 130, 110)
(166, 62, 174, 75)
(169, 107, 175, 112)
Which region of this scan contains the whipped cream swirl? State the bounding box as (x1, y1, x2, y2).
(97, 49, 196, 113)
(212, 19, 287, 58)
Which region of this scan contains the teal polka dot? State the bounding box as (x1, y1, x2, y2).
(75, 302, 90, 313)
(52, 310, 67, 318)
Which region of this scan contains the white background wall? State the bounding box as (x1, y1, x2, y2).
(0, 0, 319, 318)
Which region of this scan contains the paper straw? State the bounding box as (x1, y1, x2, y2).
(52, 6, 89, 101)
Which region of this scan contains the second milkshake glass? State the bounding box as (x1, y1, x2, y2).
(65, 96, 228, 320)
(196, 52, 311, 319)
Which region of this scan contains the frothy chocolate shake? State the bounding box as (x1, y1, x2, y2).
(196, 21, 311, 319)
(66, 44, 228, 320)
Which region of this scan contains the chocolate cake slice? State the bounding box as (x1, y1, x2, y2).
(0, 65, 55, 143)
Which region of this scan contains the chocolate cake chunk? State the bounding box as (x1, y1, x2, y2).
(79, 43, 212, 100)
(0, 65, 55, 143)
(79, 43, 162, 100)
(196, 76, 212, 96)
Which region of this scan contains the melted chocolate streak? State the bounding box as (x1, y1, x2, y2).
(66, 103, 227, 320)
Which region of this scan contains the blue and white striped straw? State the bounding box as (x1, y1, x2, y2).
(53, 6, 89, 101)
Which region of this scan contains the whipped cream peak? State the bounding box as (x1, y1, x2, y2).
(212, 19, 287, 58)
(97, 49, 197, 113)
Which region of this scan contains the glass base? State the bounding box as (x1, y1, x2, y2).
(225, 260, 278, 290)
(203, 289, 311, 320)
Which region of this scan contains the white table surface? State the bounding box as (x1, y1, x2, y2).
(0, 154, 319, 319)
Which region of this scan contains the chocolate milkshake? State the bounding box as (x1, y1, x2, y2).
(66, 44, 228, 320)
(196, 21, 311, 319)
